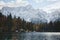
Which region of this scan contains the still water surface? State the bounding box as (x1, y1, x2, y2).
(18, 32, 60, 40)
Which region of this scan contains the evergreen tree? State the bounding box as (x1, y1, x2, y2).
(0, 12, 2, 17)
(6, 13, 13, 39)
(22, 19, 26, 30)
(7, 13, 13, 32)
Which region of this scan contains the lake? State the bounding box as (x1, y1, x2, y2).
(17, 32, 60, 40)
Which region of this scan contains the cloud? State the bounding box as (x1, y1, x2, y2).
(47, 0, 57, 1)
(33, 0, 44, 3)
(33, 0, 58, 3)
(0, 0, 60, 12)
(15, 0, 30, 6)
(0, 0, 29, 9)
(41, 1, 60, 12)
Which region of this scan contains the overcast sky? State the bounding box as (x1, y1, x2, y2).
(0, 0, 60, 12)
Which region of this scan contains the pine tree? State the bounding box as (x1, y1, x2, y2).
(7, 13, 13, 32)
(0, 12, 2, 17)
(22, 19, 26, 30)
(6, 13, 13, 39)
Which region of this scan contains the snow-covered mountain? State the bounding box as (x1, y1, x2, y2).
(0, 5, 60, 23)
(49, 9, 60, 22)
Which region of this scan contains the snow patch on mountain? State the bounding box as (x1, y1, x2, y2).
(0, 5, 60, 23)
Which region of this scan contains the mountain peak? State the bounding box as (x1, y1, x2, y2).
(0, 5, 60, 23)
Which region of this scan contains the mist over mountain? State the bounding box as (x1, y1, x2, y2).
(0, 5, 60, 23)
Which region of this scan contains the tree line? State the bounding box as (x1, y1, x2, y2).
(0, 12, 60, 32)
